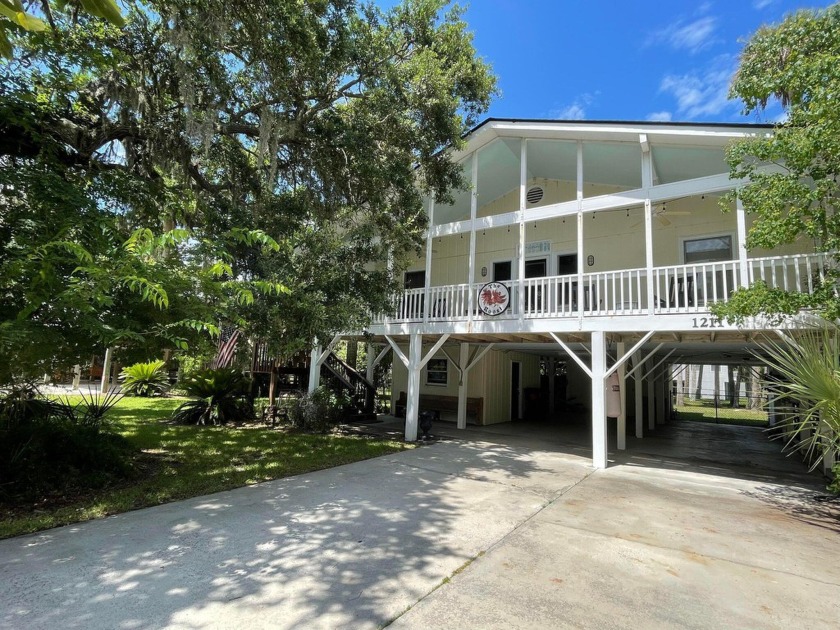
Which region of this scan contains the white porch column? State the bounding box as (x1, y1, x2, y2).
(405, 332, 423, 442)
(100, 347, 113, 394)
(576, 141, 584, 321)
(591, 331, 608, 469)
(634, 352, 644, 438)
(423, 199, 434, 322)
(548, 357, 556, 417)
(466, 154, 478, 322)
(641, 136, 655, 314)
(518, 140, 527, 320)
(617, 341, 627, 450)
(308, 343, 322, 393)
(644, 199, 654, 314)
(457, 342, 470, 430)
(736, 197, 749, 287)
(647, 373, 655, 431)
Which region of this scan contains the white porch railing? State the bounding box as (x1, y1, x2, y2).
(374, 252, 832, 324)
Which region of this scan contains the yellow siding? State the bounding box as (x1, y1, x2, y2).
(388, 346, 540, 425)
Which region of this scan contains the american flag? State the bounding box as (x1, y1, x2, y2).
(211, 326, 241, 369)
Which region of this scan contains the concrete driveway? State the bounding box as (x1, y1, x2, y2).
(1, 424, 838, 629)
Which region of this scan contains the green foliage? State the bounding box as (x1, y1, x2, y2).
(761, 326, 840, 489)
(172, 368, 254, 425)
(0, 386, 133, 501)
(711, 280, 835, 326)
(724, 6, 840, 321)
(1, 0, 496, 379)
(290, 386, 350, 433)
(120, 360, 169, 397)
(1, 396, 408, 538)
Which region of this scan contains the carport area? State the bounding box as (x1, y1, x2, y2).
(360, 412, 818, 483)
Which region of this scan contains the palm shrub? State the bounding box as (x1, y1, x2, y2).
(172, 368, 254, 425)
(762, 325, 840, 486)
(120, 360, 169, 397)
(0, 386, 133, 501)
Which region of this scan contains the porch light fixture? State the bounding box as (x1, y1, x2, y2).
(481, 266, 487, 277)
(587, 255, 595, 266)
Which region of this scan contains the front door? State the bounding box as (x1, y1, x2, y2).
(524, 258, 547, 312)
(511, 361, 522, 421)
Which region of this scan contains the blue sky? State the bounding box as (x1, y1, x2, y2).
(455, 0, 834, 124)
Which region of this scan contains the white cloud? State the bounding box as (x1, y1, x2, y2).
(646, 15, 719, 54)
(658, 55, 738, 119)
(646, 111, 673, 122)
(752, 0, 776, 9)
(548, 92, 599, 120)
(554, 103, 586, 120)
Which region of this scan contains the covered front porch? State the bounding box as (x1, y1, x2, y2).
(376, 251, 829, 324)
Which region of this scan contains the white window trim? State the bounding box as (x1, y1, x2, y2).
(425, 357, 449, 387)
(492, 259, 515, 281)
(679, 232, 735, 264)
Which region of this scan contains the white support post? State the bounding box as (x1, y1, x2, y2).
(72, 364, 81, 390)
(617, 341, 627, 450)
(308, 343, 322, 393)
(548, 357, 556, 417)
(405, 332, 423, 442)
(647, 374, 655, 431)
(100, 347, 113, 394)
(634, 352, 644, 438)
(591, 331, 608, 469)
(457, 342, 469, 429)
(576, 141, 584, 321)
(467, 154, 478, 322)
(518, 140, 527, 320)
(736, 197, 749, 287)
(424, 199, 434, 322)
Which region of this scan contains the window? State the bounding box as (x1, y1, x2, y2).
(683, 235, 732, 264)
(404, 270, 425, 289)
(426, 358, 448, 386)
(493, 261, 512, 282)
(557, 254, 577, 276)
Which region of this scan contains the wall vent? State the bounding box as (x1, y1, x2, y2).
(526, 186, 544, 204)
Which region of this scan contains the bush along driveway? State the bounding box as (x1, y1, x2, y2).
(0, 397, 409, 539)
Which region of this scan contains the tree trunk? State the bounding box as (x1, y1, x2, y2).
(733, 366, 742, 409)
(694, 364, 704, 400)
(727, 366, 736, 407)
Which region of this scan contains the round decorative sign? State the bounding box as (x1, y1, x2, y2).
(477, 282, 511, 316)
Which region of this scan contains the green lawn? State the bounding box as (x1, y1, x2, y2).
(0, 397, 409, 539)
(675, 398, 768, 427)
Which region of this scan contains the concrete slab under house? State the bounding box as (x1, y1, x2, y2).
(303, 119, 834, 473)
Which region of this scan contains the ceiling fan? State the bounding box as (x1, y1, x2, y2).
(630, 204, 691, 228)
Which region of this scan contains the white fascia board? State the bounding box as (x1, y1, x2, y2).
(363, 310, 821, 339)
(649, 172, 745, 202)
(485, 121, 759, 145)
(429, 172, 742, 236)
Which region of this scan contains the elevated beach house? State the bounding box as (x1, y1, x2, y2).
(307, 119, 827, 469)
